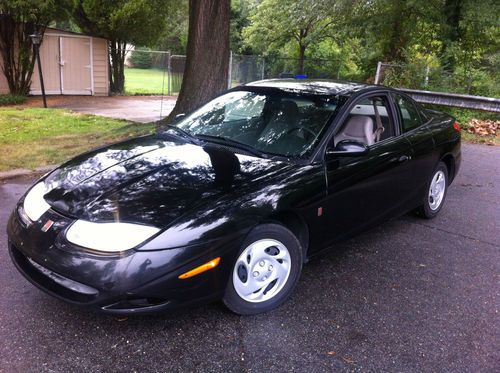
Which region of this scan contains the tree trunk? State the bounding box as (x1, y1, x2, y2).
(109, 39, 126, 94)
(0, 14, 42, 95)
(441, 0, 462, 71)
(166, 0, 230, 120)
(298, 44, 306, 75)
(381, 0, 406, 62)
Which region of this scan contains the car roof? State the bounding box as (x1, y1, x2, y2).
(245, 79, 377, 96)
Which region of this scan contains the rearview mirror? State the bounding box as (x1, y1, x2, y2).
(326, 140, 369, 157)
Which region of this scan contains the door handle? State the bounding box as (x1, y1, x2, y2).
(398, 155, 411, 163)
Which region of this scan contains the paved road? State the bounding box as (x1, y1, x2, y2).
(0, 143, 498, 372)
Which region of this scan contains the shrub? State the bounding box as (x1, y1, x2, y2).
(0, 94, 27, 106)
(129, 47, 153, 69)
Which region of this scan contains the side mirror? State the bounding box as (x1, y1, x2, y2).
(326, 140, 369, 157)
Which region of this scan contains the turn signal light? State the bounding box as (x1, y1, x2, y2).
(178, 257, 221, 279)
(453, 122, 461, 132)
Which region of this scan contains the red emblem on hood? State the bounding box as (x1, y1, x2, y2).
(41, 219, 54, 232)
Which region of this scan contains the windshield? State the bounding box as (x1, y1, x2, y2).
(174, 90, 338, 157)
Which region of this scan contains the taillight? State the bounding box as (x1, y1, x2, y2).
(453, 122, 461, 132)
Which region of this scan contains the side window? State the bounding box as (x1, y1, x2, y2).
(392, 94, 422, 133)
(335, 95, 395, 146)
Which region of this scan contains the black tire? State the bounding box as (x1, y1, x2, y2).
(223, 223, 303, 315)
(415, 161, 448, 219)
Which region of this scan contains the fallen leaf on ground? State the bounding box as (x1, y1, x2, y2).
(466, 119, 498, 137)
(342, 356, 355, 364)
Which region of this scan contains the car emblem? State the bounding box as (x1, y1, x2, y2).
(41, 219, 54, 232)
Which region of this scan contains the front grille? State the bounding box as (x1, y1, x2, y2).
(9, 244, 98, 304)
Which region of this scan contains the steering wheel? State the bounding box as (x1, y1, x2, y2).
(286, 126, 317, 139)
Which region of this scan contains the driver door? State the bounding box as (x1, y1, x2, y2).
(319, 93, 413, 246)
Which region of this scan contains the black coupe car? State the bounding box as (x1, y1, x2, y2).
(7, 79, 461, 315)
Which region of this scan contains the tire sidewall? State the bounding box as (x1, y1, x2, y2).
(223, 223, 303, 315)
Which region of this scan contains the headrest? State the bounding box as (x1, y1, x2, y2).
(344, 116, 373, 137)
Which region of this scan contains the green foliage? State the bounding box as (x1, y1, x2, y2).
(234, 0, 498, 99)
(0, 0, 70, 94)
(74, 0, 170, 46)
(0, 94, 27, 106)
(129, 47, 153, 69)
(243, 0, 341, 73)
(72, 0, 172, 93)
(230, 0, 255, 54)
(154, 0, 188, 54)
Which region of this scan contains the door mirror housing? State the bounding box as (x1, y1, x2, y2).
(326, 140, 369, 157)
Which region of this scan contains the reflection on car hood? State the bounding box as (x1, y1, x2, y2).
(42, 135, 291, 227)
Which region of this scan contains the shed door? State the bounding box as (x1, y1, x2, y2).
(60, 37, 92, 95)
(30, 35, 62, 94)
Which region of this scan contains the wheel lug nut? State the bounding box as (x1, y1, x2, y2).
(269, 265, 273, 271)
(253, 271, 259, 277)
(259, 261, 265, 267)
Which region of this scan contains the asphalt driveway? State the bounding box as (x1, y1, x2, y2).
(0, 143, 498, 372)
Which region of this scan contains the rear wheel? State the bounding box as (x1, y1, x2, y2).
(415, 162, 448, 219)
(223, 224, 303, 315)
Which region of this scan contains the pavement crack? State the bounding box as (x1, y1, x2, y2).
(407, 220, 499, 248)
(236, 316, 249, 372)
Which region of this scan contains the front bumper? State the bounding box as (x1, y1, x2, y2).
(7, 207, 244, 314)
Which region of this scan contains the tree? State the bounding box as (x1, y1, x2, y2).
(167, 0, 230, 119)
(0, 0, 68, 95)
(72, 0, 170, 94)
(442, 0, 500, 94)
(154, 0, 188, 55)
(440, 0, 462, 70)
(243, 0, 338, 74)
(129, 47, 152, 69)
(230, 0, 256, 54)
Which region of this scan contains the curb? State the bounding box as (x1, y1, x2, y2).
(0, 165, 57, 181)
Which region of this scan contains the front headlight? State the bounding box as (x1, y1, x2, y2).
(66, 220, 160, 253)
(23, 182, 51, 221)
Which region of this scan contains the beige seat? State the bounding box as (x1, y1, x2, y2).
(335, 115, 374, 146)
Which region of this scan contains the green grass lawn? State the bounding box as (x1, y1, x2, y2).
(124, 67, 170, 95)
(0, 108, 155, 171)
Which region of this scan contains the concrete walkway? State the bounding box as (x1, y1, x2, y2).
(25, 95, 176, 123)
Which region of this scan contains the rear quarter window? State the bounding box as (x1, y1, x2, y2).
(392, 94, 422, 133)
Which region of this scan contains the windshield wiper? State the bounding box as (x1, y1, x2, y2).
(159, 125, 201, 145)
(195, 134, 268, 158)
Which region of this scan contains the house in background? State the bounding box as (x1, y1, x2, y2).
(0, 27, 109, 96)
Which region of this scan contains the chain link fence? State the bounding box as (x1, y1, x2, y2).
(124, 48, 344, 96)
(123, 48, 499, 117)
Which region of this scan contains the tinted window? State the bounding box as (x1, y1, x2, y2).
(393, 94, 422, 132)
(175, 90, 338, 157)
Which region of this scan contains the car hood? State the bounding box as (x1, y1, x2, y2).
(42, 135, 291, 228)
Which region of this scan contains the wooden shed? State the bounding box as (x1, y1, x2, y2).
(0, 27, 109, 96)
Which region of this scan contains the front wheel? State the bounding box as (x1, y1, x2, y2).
(415, 162, 448, 219)
(223, 224, 303, 315)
